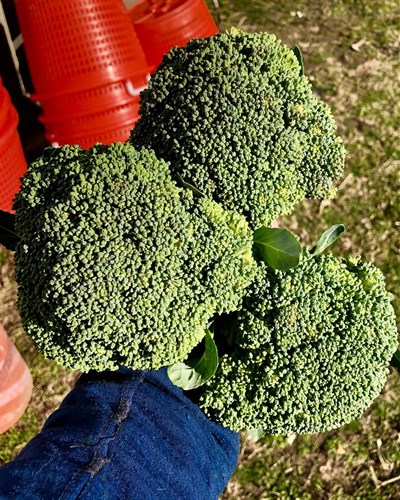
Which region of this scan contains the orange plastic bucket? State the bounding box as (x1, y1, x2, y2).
(0, 84, 27, 214)
(32, 73, 149, 120)
(0, 325, 33, 434)
(47, 118, 139, 148)
(0, 84, 12, 133)
(130, 0, 218, 68)
(41, 97, 140, 137)
(0, 128, 27, 213)
(15, 0, 149, 95)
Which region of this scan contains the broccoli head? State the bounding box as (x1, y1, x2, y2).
(14, 143, 256, 372)
(200, 253, 398, 433)
(131, 30, 345, 229)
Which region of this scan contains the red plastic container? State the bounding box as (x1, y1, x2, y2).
(0, 325, 33, 434)
(48, 119, 138, 149)
(15, 0, 149, 95)
(33, 74, 149, 119)
(0, 130, 27, 214)
(41, 97, 140, 137)
(130, 0, 218, 68)
(0, 86, 12, 132)
(0, 83, 27, 214)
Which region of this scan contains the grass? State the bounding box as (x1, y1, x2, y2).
(0, 251, 77, 463)
(224, 376, 400, 498)
(216, 0, 400, 498)
(1, 0, 400, 497)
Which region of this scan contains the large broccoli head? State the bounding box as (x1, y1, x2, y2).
(14, 143, 256, 372)
(200, 253, 398, 433)
(131, 30, 345, 229)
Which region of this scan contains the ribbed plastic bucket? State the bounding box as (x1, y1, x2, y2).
(0, 325, 33, 434)
(41, 97, 140, 137)
(130, 0, 218, 68)
(0, 130, 27, 214)
(0, 85, 27, 214)
(15, 0, 149, 95)
(0, 85, 12, 133)
(33, 73, 148, 119)
(47, 118, 139, 149)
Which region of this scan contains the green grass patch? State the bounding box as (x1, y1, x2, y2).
(220, 0, 400, 497)
(0, 409, 38, 463)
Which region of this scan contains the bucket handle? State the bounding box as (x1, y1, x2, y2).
(125, 75, 151, 97)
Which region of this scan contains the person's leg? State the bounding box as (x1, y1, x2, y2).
(0, 368, 239, 500)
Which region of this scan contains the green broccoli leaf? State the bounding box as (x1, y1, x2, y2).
(311, 224, 345, 256)
(176, 173, 205, 198)
(0, 210, 19, 251)
(253, 227, 301, 270)
(247, 428, 265, 440)
(229, 27, 243, 37)
(390, 349, 400, 373)
(167, 329, 219, 390)
(292, 45, 305, 76)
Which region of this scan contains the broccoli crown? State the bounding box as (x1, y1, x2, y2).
(14, 143, 256, 372)
(130, 30, 345, 229)
(200, 253, 398, 433)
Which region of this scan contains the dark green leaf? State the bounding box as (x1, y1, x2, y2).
(247, 428, 265, 440)
(167, 330, 219, 390)
(0, 210, 19, 251)
(311, 224, 345, 256)
(253, 227, 301, 270)
(292, 45, 305, 76)
(176, 173, 205, 198)
(390, 349, 400, 373)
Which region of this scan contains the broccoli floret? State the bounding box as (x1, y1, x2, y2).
(200, 252, 398, 433)
(14, 143, 256, 372)
(131, 30, 345, 229)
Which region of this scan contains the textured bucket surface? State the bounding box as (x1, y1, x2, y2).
(16, 0, 148, 93)
(130, 0, 218, 67)
(49, 119, 138, 148)
(42, 98, 140, 139)
(0, 86, 12, 133)
(0, 84, 26, 214)
(33, 73, 148, 119)
(0, 130, 26, 213)
(0, 325, 33, 434)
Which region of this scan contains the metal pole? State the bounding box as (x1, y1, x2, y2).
(0, 0, 28, 96)
(212, 0, 224, 32)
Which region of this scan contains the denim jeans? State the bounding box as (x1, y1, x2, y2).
(0, 368, 239, 499)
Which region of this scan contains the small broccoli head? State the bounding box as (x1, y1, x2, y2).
(200, 253, 398, 433)
(131, 30, 345, 228)
(14, 143, 256, 372)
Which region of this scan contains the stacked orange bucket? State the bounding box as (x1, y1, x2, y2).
(0, 325, 33, 434)
(15, 0, 218, 148)
(0, 79, 26, 213)
(15, 0, 150, 148)
(129, 0, 218, 68)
